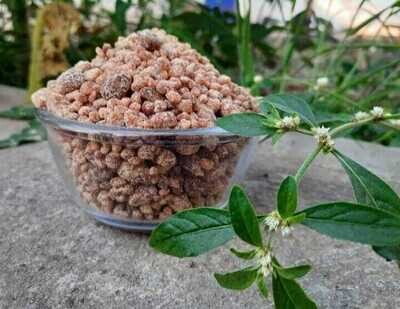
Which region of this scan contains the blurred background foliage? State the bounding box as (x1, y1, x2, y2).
(0, 0, 399, 146)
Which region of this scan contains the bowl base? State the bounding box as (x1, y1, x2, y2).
(85, 208, 158, 233)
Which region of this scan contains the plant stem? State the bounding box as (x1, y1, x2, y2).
(330, 114, 400, 137)
(293, 112, 400, 183)
(294, 146, 322, 182)
(296, 128, 313, 136)
(236, 0, 254, 87)
(330, 117, 375, 137)
(294, 113, 400, 182)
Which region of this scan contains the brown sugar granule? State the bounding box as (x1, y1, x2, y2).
(101, 73, 132, 100)
(56, 69, 85, 94)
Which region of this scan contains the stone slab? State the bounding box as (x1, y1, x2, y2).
(0, 85, 28, 140)
(0, 134, 399, 308)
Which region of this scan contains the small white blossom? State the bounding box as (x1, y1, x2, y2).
(259, 253, 272, 266)
(312, 126, 335, 151)
(276, 116, 301, 130)
(253, 75, 263, 83)
(390, 119, 400, 128)
(312, 126, 330, 137)
(238, 0, 250, 17)
(263, 211, 281, 231)
(260, 263, 272, 276)
(318, 23, 326, 32)
(369, 46, 377, 54)
(370, 106, 384, 119)
(281, 225, 294, 237)
(354, 111, 370, 121)
(257, 250, 273, 276)
(314, 77, 329, 90)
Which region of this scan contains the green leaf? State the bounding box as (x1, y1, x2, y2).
(256, 273, 269, 298)
(272, 272, 317, 309)
(262, 115, 280, 128)
(229, 185, 263, 247)
(347, 5, 389, 36)
(333, 150, 400, 216)
(216, 113, 275, 137)
(0, 106, 35, 120)
(272, 273, 296, 309)
(214, 266, 258, 290)
(272, 131, 284, 145)
(274, 264, 311, 280)
(277, 176, 298, 219)
(260, 101, 281, 118)
(149, 208, 235, 258)
(300, 202, 400, 246)
(314, 111, 352, 124)
(287, 213, 306, 225)
(230, 248, 257, 260)
(111, 0, 132, 35)
(261, 94, 316, 126)
(339, 59, 400, 92)
(0, 119, 46, 149)
(372, 245, 400, 261)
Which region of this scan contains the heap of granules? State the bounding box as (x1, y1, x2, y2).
(32, 28, 257, 221)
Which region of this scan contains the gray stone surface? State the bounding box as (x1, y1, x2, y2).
(0, 85, 27, 139)
(0, 134, 399, 309)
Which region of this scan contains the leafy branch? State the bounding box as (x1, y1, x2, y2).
(0, 106, 46, 148)
(150, 94, 400, 308)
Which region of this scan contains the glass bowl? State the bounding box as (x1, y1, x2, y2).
(36, 109, 256, 232)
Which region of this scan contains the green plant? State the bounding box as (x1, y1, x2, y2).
(149, 94, 400, 307)
(245, 0, 400, 146)
(0, 106, 46, 148)
(1, 0, 399, 148)
(0, 0, 30, 87)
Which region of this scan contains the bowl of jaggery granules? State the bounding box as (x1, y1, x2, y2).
(33, 28, 258, 231)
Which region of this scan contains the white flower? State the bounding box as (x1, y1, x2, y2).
(263, 211, 281, 231)
(370, 106, 384, 119)
(276, 116, 301, 130)
(257, 250, 273, 276)
(238, 0, 250, 18)
(281, 225, 294, 237)
(354, 111, 370, 121)
(318, 23, 326, 32)
(390, 119, 400, 128)
(312, 126, 330, 137)
(369, 46, 377, 54)
(312, 126, 335, 151)
(259, 253, 272, 266)
(314, 77, 329, 90)
(253, 75, 263, 83)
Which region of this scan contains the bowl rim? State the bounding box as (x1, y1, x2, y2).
(35, 108, 236, 137)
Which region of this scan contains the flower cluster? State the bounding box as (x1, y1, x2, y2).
(263, 211, 294, 237)
(354, 111, 370, 121)
(370, 106, 384, 119)
(276, 116, 301, 130)
(312, 126, 334, 152)
(255, 249, 273, 276)
(264, 211, 281, 231)
(314, 77, 329, 91)
(354, 106, 387, 122)
(390, 119, 400, 128)
(253, 75, 263, 83)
